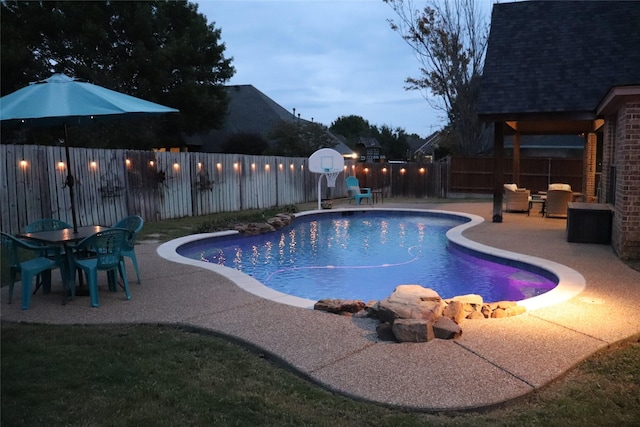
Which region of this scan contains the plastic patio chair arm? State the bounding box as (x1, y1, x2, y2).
(17, 239, 63, 262)
(16, 238, 59, 253)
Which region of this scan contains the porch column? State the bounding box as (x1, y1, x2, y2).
(513, 132, 520, 186)
(583, 132, 597, 202)
(493, 122, 505, 222)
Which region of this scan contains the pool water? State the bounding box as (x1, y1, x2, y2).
(177, 211, 557, 302)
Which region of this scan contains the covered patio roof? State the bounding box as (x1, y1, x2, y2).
(478, 1, 640, 129)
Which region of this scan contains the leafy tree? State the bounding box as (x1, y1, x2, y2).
(329, 115, 374, 147)
(268, 121, 336, 157)
(385, 0, 491, 155)
(222, 133, 269, 155)
(373, 125, 411, 161)
(1, 1, 234, 149)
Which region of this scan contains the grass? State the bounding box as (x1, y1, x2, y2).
(1, 323, 639, 426)
(2, 199, 640, 425)
(136, 204, 301, 243)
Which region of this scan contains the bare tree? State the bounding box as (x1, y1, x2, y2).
(385, 0, 491, 155)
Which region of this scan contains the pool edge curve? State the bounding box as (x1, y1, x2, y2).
(156, 208, 586, 312)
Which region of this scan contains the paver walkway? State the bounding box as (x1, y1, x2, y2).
(2, 201, 639, 410)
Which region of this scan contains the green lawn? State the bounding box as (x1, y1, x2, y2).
(2, 201, 640, 425)
(1, 323, 638, 426)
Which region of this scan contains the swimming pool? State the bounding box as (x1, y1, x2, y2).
(160, 208, 585, 310)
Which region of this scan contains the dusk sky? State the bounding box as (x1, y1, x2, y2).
(196, 0, 495, 137)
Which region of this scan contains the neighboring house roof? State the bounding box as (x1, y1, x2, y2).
(406, 136, 426, 153)
(326, 131, 356, 157)
(356, 137, 381, 149)
(412, 132, 440, 155)
(478, 1, 640, 122)
(184, 84, 310, 151)
(221, 84, 300, 134)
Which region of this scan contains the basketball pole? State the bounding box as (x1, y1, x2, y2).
(317, 173, 325, 210)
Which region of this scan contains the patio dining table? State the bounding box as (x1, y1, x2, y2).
(18, 225, 111, 302)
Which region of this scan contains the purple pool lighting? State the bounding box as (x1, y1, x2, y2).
(176, 210, 557, 303)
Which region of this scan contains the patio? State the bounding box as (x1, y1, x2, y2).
(2, 200, 639, 411)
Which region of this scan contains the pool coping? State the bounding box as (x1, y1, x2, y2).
(157, 207, 585, 311)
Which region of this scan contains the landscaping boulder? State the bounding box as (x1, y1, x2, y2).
(433, 316, 463, 339)
(376, 322, 397, 341)
(391, 318, 434, 342)
(314, 299, 365, 316)
(377, 285, 444, 324)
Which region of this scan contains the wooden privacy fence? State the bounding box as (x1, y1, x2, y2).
(448, 156, 583, 195)
(1, 144, 441, 234)
(1, 144, 587, 235)
(349, 162, 443, 199)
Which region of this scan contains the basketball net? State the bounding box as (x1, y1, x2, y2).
(317, 170, 341, 210)
(324, 171, 340, 188)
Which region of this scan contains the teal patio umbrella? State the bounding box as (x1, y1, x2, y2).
(0, 73, 179, 232)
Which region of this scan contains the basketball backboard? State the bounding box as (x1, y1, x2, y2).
(308, 148, 344, 174)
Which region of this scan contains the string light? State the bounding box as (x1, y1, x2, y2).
(20, 160, 27, 168)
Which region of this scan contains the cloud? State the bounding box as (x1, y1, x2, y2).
(196, 0, 449, 136)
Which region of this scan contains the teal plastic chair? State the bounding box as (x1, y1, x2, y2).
(1, 232, 66, 310)
(112, 215, 144, 283)
(346, 176, 372, 205)
(68, 228, 131, 307)
(25, 218, 74, 288)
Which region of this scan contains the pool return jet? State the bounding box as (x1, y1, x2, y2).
(308, 148, 344, 210)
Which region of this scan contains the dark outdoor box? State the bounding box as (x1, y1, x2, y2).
(566, 202, 613, 244)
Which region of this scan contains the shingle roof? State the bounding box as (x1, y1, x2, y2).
(356, 137, 381, 148)
(222, 84, 300, 135)
(185, 85, 314, 151)
(478, 1, 640, 119)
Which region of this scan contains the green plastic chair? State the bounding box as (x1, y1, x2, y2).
(112, 215, 144, 283)
(68, 228, 131, 307)
(1, 232, 66, 310)
(346, 176, 373, 205)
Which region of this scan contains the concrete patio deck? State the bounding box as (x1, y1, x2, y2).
(2, 201, 639, 411)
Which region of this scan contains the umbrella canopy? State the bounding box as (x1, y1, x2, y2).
(0, 73, 178, 125)
(0, 73, 179, 232)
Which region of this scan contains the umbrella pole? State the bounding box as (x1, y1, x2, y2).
(63, 124, 79, 233)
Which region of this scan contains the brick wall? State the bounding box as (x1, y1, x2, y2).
(611, 101, 640, 259)
(601, 118, 615, 204)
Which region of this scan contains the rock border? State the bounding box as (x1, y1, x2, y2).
(231, 213, 296, 235)
(314, 284, 526, 343)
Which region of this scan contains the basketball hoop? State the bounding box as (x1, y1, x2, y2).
(324, 170, 340, 188)
(308, 148, 345, 210)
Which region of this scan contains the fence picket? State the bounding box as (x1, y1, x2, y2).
(2, 144, 449, 235)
